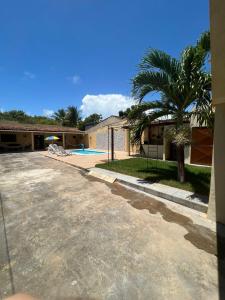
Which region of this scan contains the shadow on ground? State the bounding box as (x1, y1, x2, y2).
(137, 165, 210, 196)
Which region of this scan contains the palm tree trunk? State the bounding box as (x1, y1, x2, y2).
(177, 145, 185, 183)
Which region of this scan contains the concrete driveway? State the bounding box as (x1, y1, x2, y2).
(0, 152, 224, 299)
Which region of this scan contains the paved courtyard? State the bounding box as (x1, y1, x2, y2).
(43, 149, 130, 169)
(0, 152, 224, 299)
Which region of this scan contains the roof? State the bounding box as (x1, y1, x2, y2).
(86, 115, 128, 133)
(0, 121, 86, 134)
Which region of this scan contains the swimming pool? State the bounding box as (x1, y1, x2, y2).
(71, 149, 106, 155)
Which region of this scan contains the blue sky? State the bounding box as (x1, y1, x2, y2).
(0, 0, 209, 118)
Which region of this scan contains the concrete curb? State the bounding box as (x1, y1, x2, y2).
(116, 178, 208, 213)
(89, 167, 208, 213)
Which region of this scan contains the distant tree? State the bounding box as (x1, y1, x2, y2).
(78, 113, 102, 130)
(0, 109, 58, 125)
(118, 107, 134, 118)
(53, 109, 67, 125)
(31, 115, 58, 125)
(0, 110, 29, 122)
(65, 106, 81, 127)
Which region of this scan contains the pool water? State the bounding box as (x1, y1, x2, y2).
(71, 149, 106, 155)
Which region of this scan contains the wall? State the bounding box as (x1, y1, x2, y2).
(0, 131, 32, 151)
(142, 145, 163, 159)
(95, 127, 126, 151)
(88, 132, 96, 149)
(208, 0, 225, 224)
(65, 134, 88, 149)
(143, 125, 164, 145)
(208, 104, 225, 223)
(210, 0, 225, 105)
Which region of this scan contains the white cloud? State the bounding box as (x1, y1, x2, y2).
(43, 109, 54, 118)
(80, 94, 135, 119)
(23, 71, 36, 79)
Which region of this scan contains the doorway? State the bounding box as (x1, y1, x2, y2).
(170, 143, 177, 161)
(34, 135, 45, 150)
(191, 127, 213, 165)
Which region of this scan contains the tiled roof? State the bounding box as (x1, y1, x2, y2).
(86, 116, 128, 132)
(0, 120, 85, 133)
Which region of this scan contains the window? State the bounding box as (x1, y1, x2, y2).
(1, 134, 17, 142)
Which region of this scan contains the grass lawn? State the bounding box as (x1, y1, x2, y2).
(96, 158, 211, 196)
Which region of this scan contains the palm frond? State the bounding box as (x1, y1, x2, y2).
(132, 71, 170, 101)
(140, 49, 181, 80)
(197, 31, 210, 53)
(128, 101, 165, 121)
(131, 31, 212, 131)
(130, 109, 171, 144)
(131, 116, 149, 144)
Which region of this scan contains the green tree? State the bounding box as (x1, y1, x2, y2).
(65, 106, 81, 127)
(192, 31, 214, 129)
(0, 110, 29, 122)
(0, 109, 58, 125)
(131, 31, 211, 183)
(118, 107, 134, 118)
(78, 113, 102, 130)
(53, 109, 67, 125)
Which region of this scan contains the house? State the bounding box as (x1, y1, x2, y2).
(0, 121, 87, 152)
(142, 117, 213, 166)
(86, 115, 139, 155)
(87, 115, 213, 166)
(0, 117, 213, 166)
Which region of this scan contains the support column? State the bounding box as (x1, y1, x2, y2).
(111, 128, 114, 160)
(31, 132, 35, 151)
(62, 133, 66, 148)
(127, 129, 131, 156)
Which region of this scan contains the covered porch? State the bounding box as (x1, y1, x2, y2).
(0, 131, 87, 152)
(0, 121, 87, 152)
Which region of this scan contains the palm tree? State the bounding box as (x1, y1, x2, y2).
(131, 32, 211, 183)
(53, 109, 67, 125)
(65, 106, 81, 127)
(193, 31, 214, 129)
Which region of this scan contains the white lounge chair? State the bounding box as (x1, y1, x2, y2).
(48, 144, 70, 156)
(48, 144, 57, 155)
(58, 146, 71, 156)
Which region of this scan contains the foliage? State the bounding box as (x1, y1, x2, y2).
(192, 31, 214, 128)
(164, 126, 191, 146)
(118, 106, 135, 118)
(53, 109, 67, 125)
(64, 106, 81, 127)
(131, 31, 211, 182)
(78, 113, 102, 130)
(0, 107, 102, 130)
(0, 110, 57, 125)
(52, 106, 81, 127)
